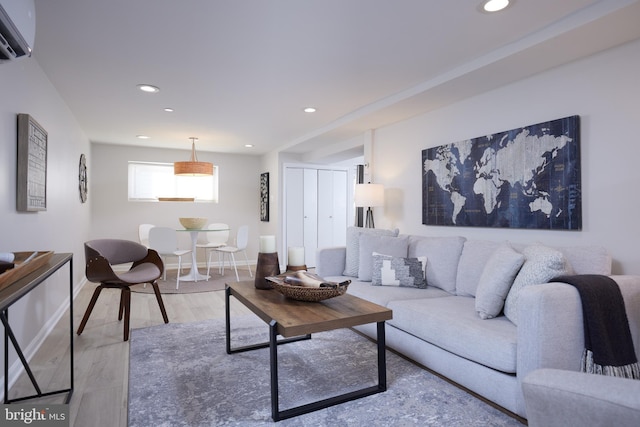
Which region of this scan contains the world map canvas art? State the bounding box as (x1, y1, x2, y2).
(422, 116, 581, 230)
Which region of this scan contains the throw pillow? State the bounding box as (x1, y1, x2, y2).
(343, 227, 399, 277)
(503, 244, 574, 325)
(475, 243, 525, 320)
(358, 234, 409, 281)
(372, 254, 427, 288)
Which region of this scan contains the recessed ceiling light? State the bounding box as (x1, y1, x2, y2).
(136, 135, 150, 139)
(137, 84, 160, 93)
(245, 144, 254, 148)
(164, 107, 174, 112)
(482, 0, 510, 12)
(303, 107, 317, 113)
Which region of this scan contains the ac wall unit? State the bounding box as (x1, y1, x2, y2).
(0, 0, 35, 61)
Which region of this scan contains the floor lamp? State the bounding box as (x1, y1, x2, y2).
(354, 183, 384, 228)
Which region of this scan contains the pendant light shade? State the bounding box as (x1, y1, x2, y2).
(174, 137, 214, 176)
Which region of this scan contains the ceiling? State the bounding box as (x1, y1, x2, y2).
(31, 0, 640, 161)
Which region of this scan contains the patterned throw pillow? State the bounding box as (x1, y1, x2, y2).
(503, 244, 574, 325)
(372, 254, 427, 288)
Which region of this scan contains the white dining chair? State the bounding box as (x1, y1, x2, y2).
(148, 226, 192, 289)
(196, 223, 230, 280)
(215, 225, 253, 282)
(138, 223, 155, 248)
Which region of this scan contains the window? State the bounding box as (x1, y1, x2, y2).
(128, 161, 218, 202)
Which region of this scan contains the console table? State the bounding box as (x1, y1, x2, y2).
(0, 253, 74, 403)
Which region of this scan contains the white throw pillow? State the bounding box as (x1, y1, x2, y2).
(503, 244, 574, 325)
(475, 243, 525, 320)
(343, 227, 399, 277)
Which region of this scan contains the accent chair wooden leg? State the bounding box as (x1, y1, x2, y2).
(118, 289, 125, 321)
(77, 285, 105, 336)
(151, 281, 170, 324)
(122, 287, 131, 341)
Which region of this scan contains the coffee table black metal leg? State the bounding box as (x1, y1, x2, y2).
(377, 320, 387, 391)
(271, 320, 388, 421)
(225, 286, 310, 355)
(269, 320, 280, 421)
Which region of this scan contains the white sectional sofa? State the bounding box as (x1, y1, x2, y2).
(315, 228, 640, 419)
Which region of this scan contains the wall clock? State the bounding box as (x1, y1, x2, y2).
(79, 153, 88, 203)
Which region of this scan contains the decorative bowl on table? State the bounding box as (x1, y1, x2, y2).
(179, 217, 207, 230)
(267, 276, 351, 302)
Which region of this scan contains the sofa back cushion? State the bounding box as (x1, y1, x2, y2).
(358, 234, 409, 281)
(343, 226, 399, 277)
(556, 245, 612, 275)
(409, 236, 465, 294)
(456, 240, 612, 296)
(456, 240, 502, 296)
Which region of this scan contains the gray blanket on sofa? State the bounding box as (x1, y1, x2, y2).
(555, 274, 640, 379)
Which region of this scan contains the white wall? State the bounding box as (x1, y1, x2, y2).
(371, 38, 640, 275)
(91, 143, 263, 262)
(0, 57, 91, 390)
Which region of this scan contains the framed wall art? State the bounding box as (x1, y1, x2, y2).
(260, 172, 269, 221)
(17, 113, 48, 212)
(422, 115, 581, 230)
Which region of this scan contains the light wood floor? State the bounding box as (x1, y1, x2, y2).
(8, 282, 252, 427)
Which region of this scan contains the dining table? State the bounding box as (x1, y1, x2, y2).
(177, 226, 229, 282)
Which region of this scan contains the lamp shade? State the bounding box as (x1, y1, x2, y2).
(354, 183, 384, 207)
(174, 160, 213, 176)
(174, 137, 214, 176)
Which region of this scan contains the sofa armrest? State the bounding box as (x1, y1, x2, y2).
(518, 276, 640, 380)
(315, 247, 346, 277)
(523, 368, 640, 427)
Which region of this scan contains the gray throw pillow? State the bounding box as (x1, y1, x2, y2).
(358, 234, 409, 281)
(503, 244, 574, 325)
(343, 226, 399, 277)
(372, 254, 427, 288)
(475, 243, 524, 320)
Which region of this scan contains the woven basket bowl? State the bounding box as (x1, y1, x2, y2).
(179, 217, 207, 230)
(270, 281, 349, 302)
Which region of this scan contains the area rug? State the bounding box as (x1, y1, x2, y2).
(129, 268, 254, 294)
(128, 316, 523, 426)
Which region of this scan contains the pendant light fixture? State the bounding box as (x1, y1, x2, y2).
(174, 137, 214, 176)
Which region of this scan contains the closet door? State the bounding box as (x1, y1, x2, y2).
(285, 168, 305, 250)
(317, 169, 333, 249)
(285, 166, 348, 268)
(302, 169, 318, 266)
(331, 170, 347, 246)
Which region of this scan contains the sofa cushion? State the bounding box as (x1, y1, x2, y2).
(372, 254, 427, 288)
(410, 236, 465, 294)
(343, 227, 399, 277)
(475, 243, 525, 320)
(358, 234, 409, 281)
(387, 296, 518, 373)
(557, 245, 611, 275)
(504, 244, 573, 325)
(456, 240, 502, 296)
(343, 278, 450, 307)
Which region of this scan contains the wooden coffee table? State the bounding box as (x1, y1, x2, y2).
(225, 280, 392, 421)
